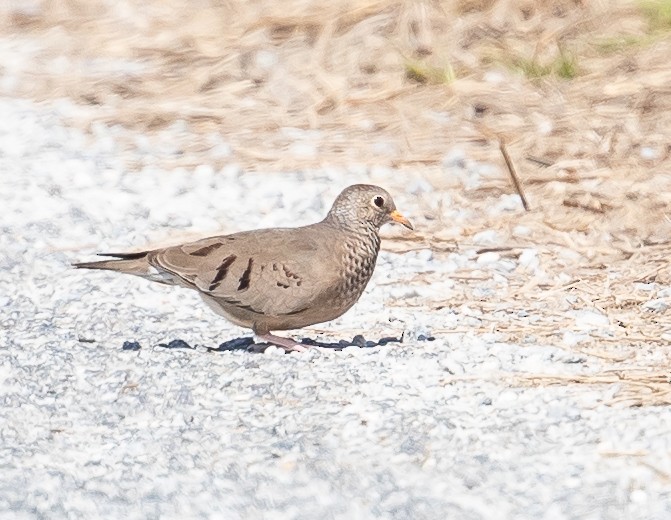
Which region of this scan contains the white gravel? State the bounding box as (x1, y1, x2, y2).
(1, 97, 670, 519)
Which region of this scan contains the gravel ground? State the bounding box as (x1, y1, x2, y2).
(1, 98, 671, 519)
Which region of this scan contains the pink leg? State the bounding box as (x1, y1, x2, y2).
(255, 332, 309, 353)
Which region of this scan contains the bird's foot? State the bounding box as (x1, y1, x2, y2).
(255, 333, 310, 353)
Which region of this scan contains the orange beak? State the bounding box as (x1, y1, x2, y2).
(390, 210, 413, 230)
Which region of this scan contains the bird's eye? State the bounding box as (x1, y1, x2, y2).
(373, 196, 384, 208)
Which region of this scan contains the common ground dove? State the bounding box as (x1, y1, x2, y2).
(74, 184, 413, 352)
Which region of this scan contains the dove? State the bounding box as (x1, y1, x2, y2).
(74, 184, 413, 352)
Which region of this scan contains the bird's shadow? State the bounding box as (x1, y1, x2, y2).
(210, 334, 404, 353)
(120, 334, 436, 353)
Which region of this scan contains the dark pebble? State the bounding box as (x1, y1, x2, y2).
(351, 335, 367, 347)
(159, 339, 192, 349)
(122, 341, 141, 351)
(209, 337, 255, 351)
(298, 335, 403, 349)
(378, 336, 401, 346)
(301, 338, 350, 349)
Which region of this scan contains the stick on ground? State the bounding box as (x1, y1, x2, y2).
(500, 140, 530, 211)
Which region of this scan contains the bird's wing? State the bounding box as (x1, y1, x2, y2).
(147, 227, 336, 317)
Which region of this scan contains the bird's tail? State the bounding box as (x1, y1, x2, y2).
(73, 251, 151, 275)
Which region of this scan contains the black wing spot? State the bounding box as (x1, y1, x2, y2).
(189, 243, 223, 257)
(276, 281, 290, 289)
(237, 258, 254, 291)
(208, 254, 237, 291)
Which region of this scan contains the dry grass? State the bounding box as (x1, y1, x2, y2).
(2, 0, 671, 405)
(2, 0, 670, 171)
(515, 370, 671, 407)
(442, 370, 671, 407)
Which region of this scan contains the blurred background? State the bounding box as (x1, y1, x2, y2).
(2, 0, 670, 239)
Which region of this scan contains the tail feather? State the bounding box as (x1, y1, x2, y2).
(73, 251, 150, 275)
(96, 251, 148, 260)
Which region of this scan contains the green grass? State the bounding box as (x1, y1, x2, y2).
(512, 57, 553, 79)
(555, 49, 579, 79)
(640, 0, 671, 31)
(594, 35, 648, 54)
(593, 0, 671, 56)
(510, 48, 579, 80)
(404, 60, 455, 85)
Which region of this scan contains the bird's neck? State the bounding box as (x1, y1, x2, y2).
(323, 215, 380, 255)
(324, 212, 376, 236)
(322, 215, 381, 258)
(318, 215, 381, 305)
